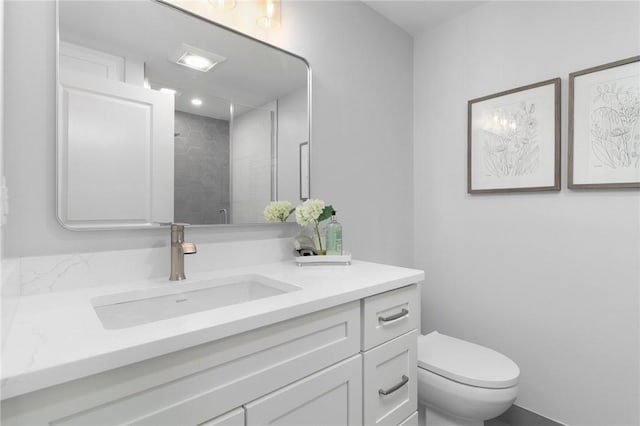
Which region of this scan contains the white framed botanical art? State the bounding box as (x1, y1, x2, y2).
(468, 78, 561, 193)
(569, 56, 640, 189)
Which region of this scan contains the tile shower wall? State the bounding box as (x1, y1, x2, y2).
(174, 111, 230, 225)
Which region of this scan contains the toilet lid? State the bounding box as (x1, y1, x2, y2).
(417, 331, 519, 389)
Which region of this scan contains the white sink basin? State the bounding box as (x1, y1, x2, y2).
(91, 274, 300, 329)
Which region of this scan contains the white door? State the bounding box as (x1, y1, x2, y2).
(245, 355, 362, 426)
(57, 73, 174, 229)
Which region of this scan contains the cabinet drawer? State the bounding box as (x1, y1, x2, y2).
(245, 355, 362, 426)
(397, 411, 418, 426)
(362, 284, 418, 350)
(363, 330, 417, 426)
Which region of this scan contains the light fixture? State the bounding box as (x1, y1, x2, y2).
(169, 43, 227, 73)
(209, 0, 236, 11)
(257, 0, 281, 30)
(191, 98, 203, 106)
(183, 54, 215, 71)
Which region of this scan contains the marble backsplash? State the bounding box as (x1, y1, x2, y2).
(2, 258, 20, 349)
(2, 237, 295, 297)
(1, 237, 296, 347)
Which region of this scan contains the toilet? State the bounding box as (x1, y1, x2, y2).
(417, 331, 520, 426)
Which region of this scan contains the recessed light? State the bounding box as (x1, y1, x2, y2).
(170, 43, 226, 73)
(178, 54, 214, 72)
(191, 98, 203, 106)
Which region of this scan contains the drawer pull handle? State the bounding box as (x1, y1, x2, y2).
(378, 375, 409, 396)
(378, 308, 409, 323)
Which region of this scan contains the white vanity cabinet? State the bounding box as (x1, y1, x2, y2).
(1, 284, 420, 426)
(361, 284, 420, 426)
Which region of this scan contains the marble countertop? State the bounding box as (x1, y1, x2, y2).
(1, 260, 423, 400)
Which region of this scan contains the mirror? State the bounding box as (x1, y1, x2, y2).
(56, 0, 310, 229)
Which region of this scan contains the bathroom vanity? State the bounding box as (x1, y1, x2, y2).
(1, 260, 423, 425)
(0, 2, 426, 422)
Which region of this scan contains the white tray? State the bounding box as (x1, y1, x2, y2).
(295, 252, 352, 266)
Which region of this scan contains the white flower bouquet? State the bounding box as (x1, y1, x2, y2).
(294, 199, 334, 253)
(264, 198, 335, 254)
(263, 201, 295, 223)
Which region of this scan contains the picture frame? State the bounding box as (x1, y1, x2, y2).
(568, 56, 640, 189)
(299, 141, 310, 200)
(468, 78, 561, 193)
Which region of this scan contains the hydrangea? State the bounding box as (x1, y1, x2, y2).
(295, 199, 325, 226)
(264, 198, 335, 253)
(263, 200, 294, 223)
(294, 199, 335, 252)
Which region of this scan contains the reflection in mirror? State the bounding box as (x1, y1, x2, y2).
(57, 0, 310, 229)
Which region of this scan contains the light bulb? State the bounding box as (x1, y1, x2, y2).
(257, 0, 281, 30)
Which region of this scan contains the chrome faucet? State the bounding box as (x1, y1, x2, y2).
(169, 223, 197, 281)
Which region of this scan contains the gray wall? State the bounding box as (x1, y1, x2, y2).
(174, 111, 230, 225)
(3, 1, 413, 264)
(413, 2, 640, 425)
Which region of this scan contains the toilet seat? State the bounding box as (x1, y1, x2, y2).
(417, 331, 519, 389)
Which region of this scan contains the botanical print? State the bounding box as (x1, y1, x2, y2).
(478, 101, 540, 178)
(469, 78, 559, 193)
(589, 77, 640, 170)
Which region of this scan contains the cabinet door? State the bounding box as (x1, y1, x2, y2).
(245, 355, 362, 426)
(363, 330, 417, 426)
